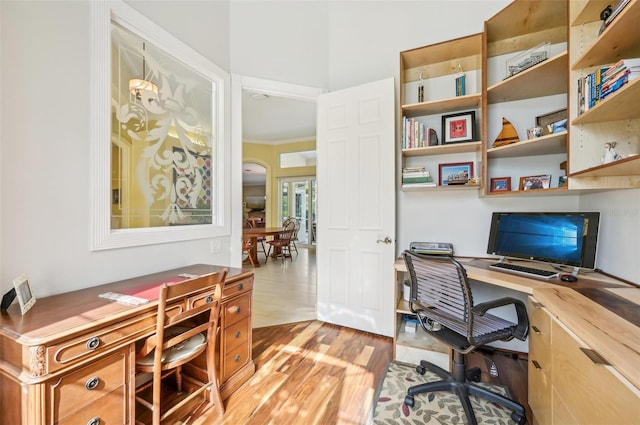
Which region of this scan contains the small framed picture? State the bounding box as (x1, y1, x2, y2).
(519, 174, 551, 191)
(439, 162, 474, 186)
(441, 111, 476, 144)
(13, 274, 36, 315)
(490, 177, 511, 192)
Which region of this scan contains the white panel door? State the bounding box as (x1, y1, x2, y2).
(316, 78, 395, 337)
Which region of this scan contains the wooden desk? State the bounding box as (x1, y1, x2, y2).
(393, 257, 640, 424)
(0, 264, 255, 425)
(242, 226, 284, 266)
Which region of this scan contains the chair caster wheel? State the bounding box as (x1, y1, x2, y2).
(416, 365, 426, 375)
(511, 412, 526, 425)
(404, 395, 415, 407)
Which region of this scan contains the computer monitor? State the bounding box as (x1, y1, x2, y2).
(487, 211, 600, 270)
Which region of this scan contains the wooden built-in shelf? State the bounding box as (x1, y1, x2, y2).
(571, 0, 640, 69)
(401, 184, 481, 192)
(402, 94, 481, 118)
(570, 155, 640, 177)
(402, 141, 481, 157)
(484, 187, 569, 197)
(572, 78, 640, 124)
(487, 52, 568, 104)
(571, 0, 614, 26)
(487, 131, 567, 159)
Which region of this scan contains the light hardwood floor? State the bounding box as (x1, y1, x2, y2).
(251, 245, 317, 328)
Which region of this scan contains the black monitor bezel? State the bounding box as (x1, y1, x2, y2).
(486, 211, 600, 269)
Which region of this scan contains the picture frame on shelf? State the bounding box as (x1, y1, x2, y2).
(13, 274, 36, 315)
(441, 111, 476, 144)
(439, 162, 474, 186)
(535, 108, 567, 136)
(490, 177, 511, 192)
(519, 174, 551, 191)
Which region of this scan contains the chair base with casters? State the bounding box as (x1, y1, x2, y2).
(402, 251, 529, 425)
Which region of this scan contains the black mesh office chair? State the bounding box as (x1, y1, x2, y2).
(402, 251, 529, 425)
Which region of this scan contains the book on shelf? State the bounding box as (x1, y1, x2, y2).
(577, 59, 639, 114)
(455, 74, 466, 97)
(402, 166, 434, 185)
(402, 117, 438, 149)
(604, 0, 632, 28)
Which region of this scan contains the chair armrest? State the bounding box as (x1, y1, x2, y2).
(472, 297, 529, 341)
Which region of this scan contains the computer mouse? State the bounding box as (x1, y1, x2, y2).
(560, 274, 577, 282)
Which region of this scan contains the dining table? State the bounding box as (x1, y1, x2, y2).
(242, 226, 285, 266)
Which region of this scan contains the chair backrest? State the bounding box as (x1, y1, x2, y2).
(279, 220, 296, 242)
(403, 251, 527, 353)
(150, 269, 226, 369)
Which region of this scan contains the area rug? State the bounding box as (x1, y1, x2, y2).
(372, 361, 517, 425)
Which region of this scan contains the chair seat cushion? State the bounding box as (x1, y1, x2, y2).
(136, 326, 206, 367)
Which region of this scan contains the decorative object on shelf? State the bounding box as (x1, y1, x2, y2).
(490, 177, 511, 192)
(441, 111, 476, 144)
(601, 0, 632, 33)
(536, 109, 567, 136)
(455, 64, 466, 97)
(492, 117, 519, 147)
(519, 174, 551, 191)
(598, 4, 613, 35)
(558, 175, 567, 187)
(418, 72, 424, 103)
(12, 274, 36, 315)
(526, 126, 543, 139)
(439, 162, 474, 186)
(602, 142, 622, 164)
(505, 41, 550, 78)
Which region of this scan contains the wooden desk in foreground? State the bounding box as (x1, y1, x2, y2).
(0, 264, 255, 425)
(394, 257, 640, 424)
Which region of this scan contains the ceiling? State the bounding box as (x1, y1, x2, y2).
(242, 90, 317, 186)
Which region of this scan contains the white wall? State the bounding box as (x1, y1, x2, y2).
(0, 1, 236, 297)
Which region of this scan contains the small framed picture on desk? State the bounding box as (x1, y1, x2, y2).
(13, 274, 36, 315)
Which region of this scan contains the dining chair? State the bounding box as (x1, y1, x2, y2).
(134, 270, 227, 424)
(242, 238, 257, 267)
(266, 220, 296, 262)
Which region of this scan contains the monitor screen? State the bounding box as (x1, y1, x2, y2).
(487, 212, 600, 269)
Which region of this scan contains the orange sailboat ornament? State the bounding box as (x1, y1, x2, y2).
(493, 117, 519, 147)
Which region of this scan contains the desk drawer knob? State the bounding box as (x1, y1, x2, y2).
(532, 360, 543, 371)
(86, 417, 101, 425)
(85, 376, 100, 391)
(235, 306, 241, 314)
(205, 295, 213, 303)
(531, 325, 541, 334)
(86, 337, 101, 351)
(235, 331, 241, 338)
(238, 283, 244, 290)
(234, 354, 241, 362)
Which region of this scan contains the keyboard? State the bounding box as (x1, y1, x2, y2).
(489, 262, 559, 279)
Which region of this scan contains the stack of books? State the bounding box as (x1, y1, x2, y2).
(402, 166, 436, 187)
(577, 58, 640, 115)
(402, 117, 438, 149)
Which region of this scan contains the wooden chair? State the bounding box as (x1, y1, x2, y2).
(135, 270, 227, 424)
(266, 220, 296, 262)
(287, 217, 301, 255)
(242, 238, 257, 267)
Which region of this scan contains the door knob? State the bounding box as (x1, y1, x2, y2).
(377, 237, 392, 244)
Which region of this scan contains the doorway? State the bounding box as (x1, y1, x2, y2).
(278, 177, 317, 245)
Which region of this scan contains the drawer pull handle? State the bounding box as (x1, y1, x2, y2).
(205, 295, 213, 303)
(238, 283, 244, 290)
(86, 417, 101, 425)
(532, 360, 542, 371)
(235, 306, 241, 314)
(85, 376, 100, 391)
(86, 337, 101, 351)
(579, 348, 610, 366)
(234, 354, 241, 362)
(235, 331, 241, 338)
(531, 325, 541, 334)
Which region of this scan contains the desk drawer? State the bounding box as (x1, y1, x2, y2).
(223, 293, 251, 327)
(224, 318, 250, 352)
(223, 343, 250, 381)
(48, 311, 156, 372)
(57, 386, 126, 425)
(223, 276, 253, 298)
(49, 350, 128, 422)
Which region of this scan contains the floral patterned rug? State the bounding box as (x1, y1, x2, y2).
(372, 361, 518, 425)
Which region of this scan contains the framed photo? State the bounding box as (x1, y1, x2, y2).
(536, 108, 567, 136)
(490, 177, 511, 192)
(441, 111, 476, 144)
(519, 174, 551, 191)
(439, 162, 474, 186)
(13, 274, 36, 315)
